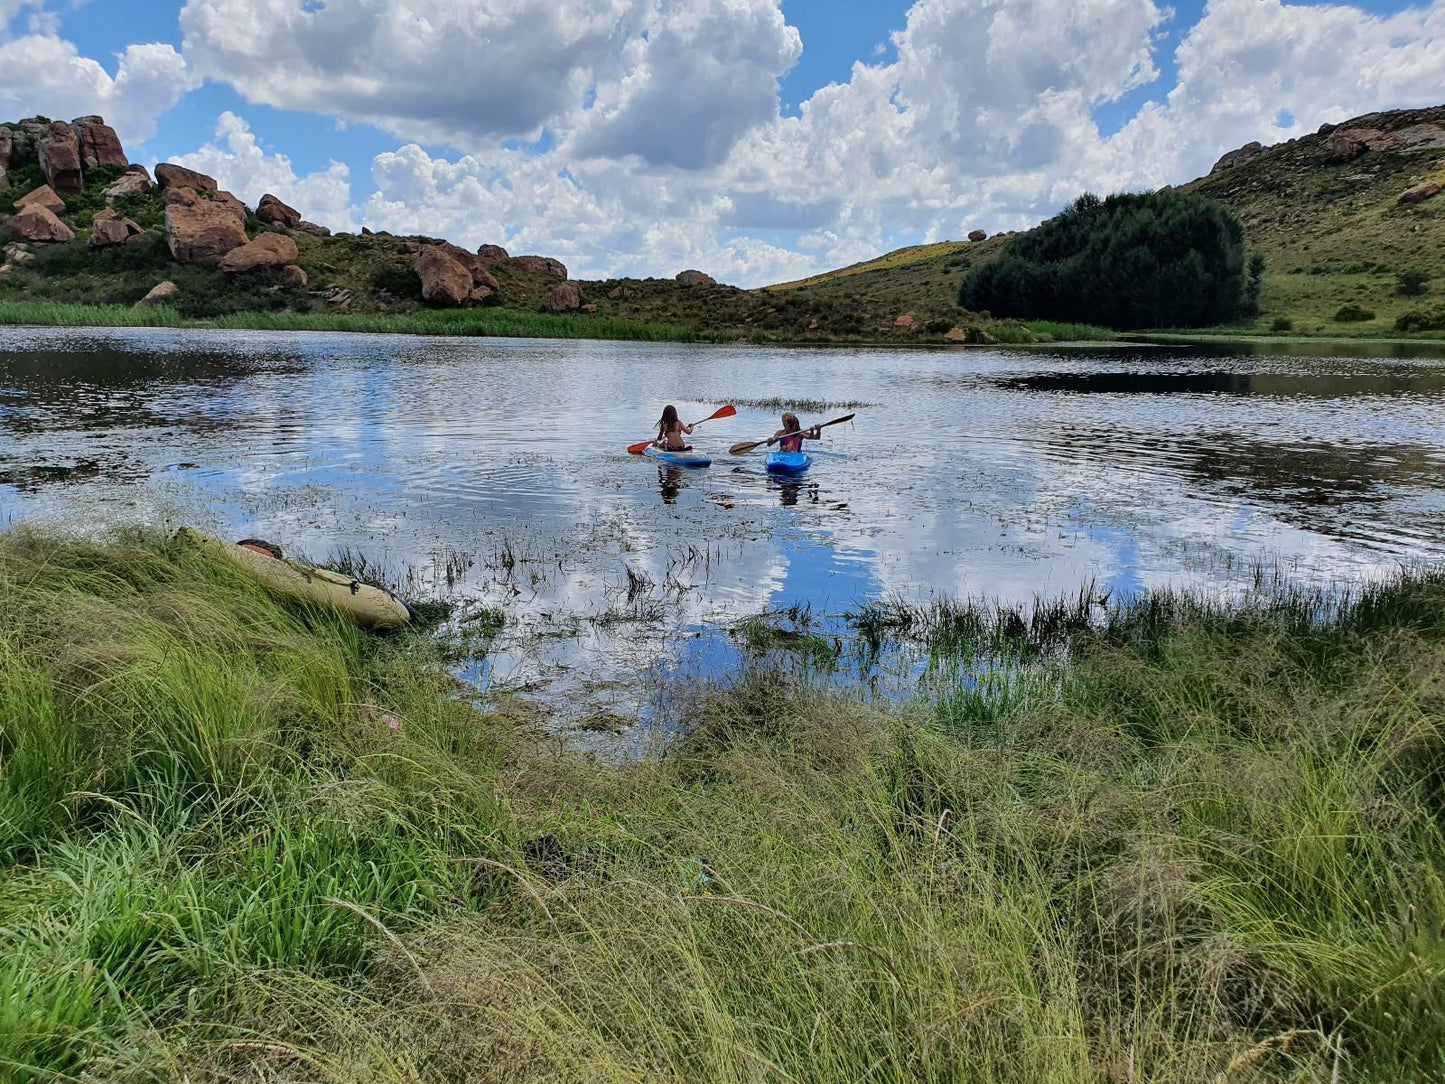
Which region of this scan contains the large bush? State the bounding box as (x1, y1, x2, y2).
(959, 191, 1261, 329)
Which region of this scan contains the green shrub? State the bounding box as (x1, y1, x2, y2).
(1270, 316, 1293, 332)
(1333, 303, 1375, 323)
(1394, 305, 1445, 333)
(1397, 270, 1430, 297)
(959, 191, 1257, 329)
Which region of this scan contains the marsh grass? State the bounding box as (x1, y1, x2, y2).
(2, 530, 1444, 1082)
(0, 300, 704, 342)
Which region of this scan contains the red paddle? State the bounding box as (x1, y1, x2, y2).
(627, 404, 737, 455)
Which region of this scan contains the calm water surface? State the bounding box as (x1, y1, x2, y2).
(3, 327, 1444, 732)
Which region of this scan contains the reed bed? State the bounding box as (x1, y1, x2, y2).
(2, 529, 1443, 1082)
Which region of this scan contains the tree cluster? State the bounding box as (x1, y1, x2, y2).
(959, 192, 1263, 329)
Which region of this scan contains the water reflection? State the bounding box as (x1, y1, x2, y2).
(1, 325, 1443, 728)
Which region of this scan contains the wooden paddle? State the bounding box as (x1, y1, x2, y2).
(729, 413, 855, 457)
(628, 404, 737, 455)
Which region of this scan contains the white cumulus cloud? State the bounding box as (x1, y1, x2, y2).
(167, 111, 356, 230)
(0, 32, 195, 146)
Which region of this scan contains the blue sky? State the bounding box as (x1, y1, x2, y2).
(1, 0, 1441, 284)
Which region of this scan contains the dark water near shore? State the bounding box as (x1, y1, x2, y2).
(3, 326, 1444, 734)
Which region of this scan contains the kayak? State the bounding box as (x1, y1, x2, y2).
(765, 451, 812, 475)
(175, 527, 413, 630)
(644, 444, 711, 468)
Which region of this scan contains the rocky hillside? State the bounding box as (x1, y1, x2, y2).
(3, 105, 1442, 340)
(766, 104, 1445, 336)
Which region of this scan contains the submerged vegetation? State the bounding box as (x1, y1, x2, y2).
(3, 529, 1445, 1082)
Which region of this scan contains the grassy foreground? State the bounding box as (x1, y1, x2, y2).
(2, 532, 1444, 1082)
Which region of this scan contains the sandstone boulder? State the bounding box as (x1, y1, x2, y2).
(945, 327, 968, 342)
(510, 254, 568, 279)
(3, 243, 34, 265)
(155, 163, 218, 192)
(219, 232, 299, 273)
(164, 187, 248, 263)
(135, 281, 179, 308)
(580, 303, 597, 314)
(293, 220, 331, 237)
(73, 116, 127, 170)
(9, 205, 75, 243)
(1210, 140, 1265, 174)
(477, 243, 509, 261)
(968, 229, 986, 242)
(1325, 130, 1373, 162)
(550, 281, 582, 312)
(214, 190, 248, 227)
(894, 312, 915, 329)
(15, 185, 64, 214)
(38, 121, 83, 195)
(280, 264, 309, 287)
(103, 170, 153, 203)
(256, 193, 302, 228)
(90, 209, 147, 247)
(607, 285, 626, 300)
(1391, 123, 1445, 151)
(416, 244, 472, 306)
(1398, 181, 1442, 205)
(675, 269, 716, 286)
(437, 242, 501, 292)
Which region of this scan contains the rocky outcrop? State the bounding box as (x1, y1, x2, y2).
(9, 205, 75, 243)
(945, 327, 968, 342)
(510, 254, 568, 279)
(1325, 129, 1376, 162)
(968, 229, 987, 242)
(0, 127, 11, 188)
(676, 269, 716, 286)
(1210, 140, 1266, 174)
(256, 193, 302, 228)
(154, 163, 218, 193)
(15, 184, 64, 214)
(219, 232, 299, 273)
(163, 187, 248, 263)
(280, 264, 308, 287)
(477, 243, 509, 261)
(73, 116, 127, 170)
(90, 209, 147, 247)
(894, 312, 915, 328)
(103, 169, 153, 202)
(1398, 181, 1441, 205)
(416, 244, 472, 306)
(216, 190, 249, 227)
(550, 281, 582, 311)
(293, 220, 330, 237)
(135, 281, 178, 308)
(38, 121, 84, 195)
(607, 285, 627, 300)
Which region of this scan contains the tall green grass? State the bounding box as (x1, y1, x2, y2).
(2, 530, 1443, 1081)
(0, 300, 704, 342)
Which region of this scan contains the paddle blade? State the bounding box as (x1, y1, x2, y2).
(708, 404, 738, 421)
(729, 439, 765, 456)
(627, 440, 653, 455)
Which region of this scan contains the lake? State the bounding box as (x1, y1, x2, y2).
(3, 326, 1444, 737)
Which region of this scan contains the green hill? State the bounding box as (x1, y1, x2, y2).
(3, 105, 1442, 342)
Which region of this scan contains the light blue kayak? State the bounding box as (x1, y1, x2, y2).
(644, 444, 711, 468)
(765, 450, 811, 475)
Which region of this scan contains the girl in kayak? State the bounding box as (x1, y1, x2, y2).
(772, 413, 820, 453)
(655, 405, 695, 450)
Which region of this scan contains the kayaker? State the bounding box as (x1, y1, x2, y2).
(655, 405, 695, 450)
(772, 413, 820, 453)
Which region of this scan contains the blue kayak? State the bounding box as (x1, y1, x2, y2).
(644, 444, 711, 468)
(765, 450, 812, 475)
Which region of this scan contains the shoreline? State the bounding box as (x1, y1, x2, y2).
(4, 301, 1445, 350)
(3, 528, 1443, 1079)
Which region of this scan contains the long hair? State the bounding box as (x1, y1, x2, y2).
(781, 412, 801, 433)
(657, 404, 680, 440)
